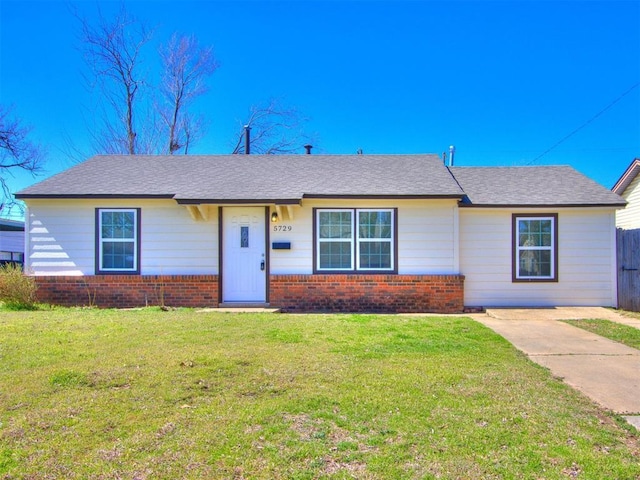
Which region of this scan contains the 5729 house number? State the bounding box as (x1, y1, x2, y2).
(273, 225, 292, 232)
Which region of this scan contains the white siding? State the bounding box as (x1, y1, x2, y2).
(26, 198, 459, 277)
(25, 199, 218, 275)
(460, 208, 618, 307)
(26, 197, 619, 308)
(269, 199, 459, 275)
(616, 174, 640, 229)
(0, 231, 24, 254)
(268, 203, 313, 274)
(397, 200, 458, 274)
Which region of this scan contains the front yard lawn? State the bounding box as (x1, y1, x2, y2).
(0, 308, 638, 479)
(562, 319, 640, 350)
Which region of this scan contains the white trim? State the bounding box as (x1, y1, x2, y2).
(452, 204, 460, 273)
(355, 209, 394, 271)
(24, 205, 31, 272)
(515, 215, 555, 280)
(98, 208, 138, 272)
(316, 209, 355, 271)
(316, 208, 395, 272)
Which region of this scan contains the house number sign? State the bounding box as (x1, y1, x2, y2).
(273, 225, 292, 232)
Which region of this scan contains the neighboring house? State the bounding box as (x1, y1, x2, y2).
(15, 154, 625, 312)
(612, 158, 640, 312)
(0, 218, 25, 267)
(612, 158, 640, 229)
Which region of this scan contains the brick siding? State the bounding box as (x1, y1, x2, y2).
(34, 274, 464, 313)
(34, 275, 218, 308)
(269, 274, 465, 313)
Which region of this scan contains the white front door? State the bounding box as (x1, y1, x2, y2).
(222, 207, 267, 303)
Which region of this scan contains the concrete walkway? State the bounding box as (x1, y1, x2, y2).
(471, 307, 640, 421)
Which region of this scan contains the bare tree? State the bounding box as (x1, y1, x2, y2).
(76, 7, 308, 158)
(76, 5, 152, 154)
(231, 99, 314, 154)
(159, 34, 218, 154)
(0, 106, 45, 212)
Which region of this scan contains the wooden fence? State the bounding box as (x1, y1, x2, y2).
(617, 228, 640, 312)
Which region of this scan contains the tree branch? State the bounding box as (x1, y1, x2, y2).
(232, 98, 314, 155)
(0, 105, 45, 213)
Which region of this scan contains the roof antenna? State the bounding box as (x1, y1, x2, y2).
(448, 145, 455, 166)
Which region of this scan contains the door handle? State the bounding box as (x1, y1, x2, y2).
(260, 260, 265, 271)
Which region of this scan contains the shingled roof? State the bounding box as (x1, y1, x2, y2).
(16, 154, 464, 202)
(16, 154, 625, 208)
(450, 166, 626, 207)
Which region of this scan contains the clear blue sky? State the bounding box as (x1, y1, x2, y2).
(1, 0, 639, 220)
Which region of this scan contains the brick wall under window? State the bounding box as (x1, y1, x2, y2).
(34, 275, 219, 308)
(270, 274, 465, 313)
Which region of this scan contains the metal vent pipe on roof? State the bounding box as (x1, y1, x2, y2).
(244, 125, 251, 155)
(449, 145, 455, 166)
(304, 144, 313, 154)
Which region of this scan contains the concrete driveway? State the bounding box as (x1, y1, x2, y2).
(471, 307, 640, 425)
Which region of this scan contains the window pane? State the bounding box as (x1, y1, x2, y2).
(102, 212, 115, 239)
(122, 242, 134, 269)
(103, 241, 114, 269)
(102, 212, 114, 228)
(319, 211, 352, 239)
(123, 224, 134, 239)
(359, 241, 391, 269)
(319, 241, 351, 269)
(103, 241, 134, 269)
(102, 211, 135, 239)
(519, 250, 551, 277)
(359, 211, 392, 239)
(519, 219, 552, 247)
(240, 226, 249, 248)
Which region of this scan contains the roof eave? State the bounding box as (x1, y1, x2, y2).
(15, 193, 176, 200)
(612, 158, 640, 194)
(302, 194, 464, 200)
(175, 198, 302, 205)
(458, 202, 627, 209)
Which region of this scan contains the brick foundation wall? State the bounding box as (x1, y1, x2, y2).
(34, 274, 464, 313)
(269, 274, 465, 313)
(34, 275, 218, 308)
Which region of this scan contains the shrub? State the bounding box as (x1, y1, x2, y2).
(0, 263, 38, 309)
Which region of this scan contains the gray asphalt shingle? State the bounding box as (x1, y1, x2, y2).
(450, 166, 625, 207)
(16, 154, 464, 201)
(15, 154, 625, 207)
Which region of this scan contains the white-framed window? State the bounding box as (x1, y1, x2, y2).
(97, 208, 140, 274)
(317, 210, 354, 270)
(513, 214, 557, 282)
(315, 208, 396, 272)
(0, 252, 22, 264)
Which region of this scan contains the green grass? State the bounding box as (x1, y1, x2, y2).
(1, 308, 638, 479)
(562, 319, 640, 350)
